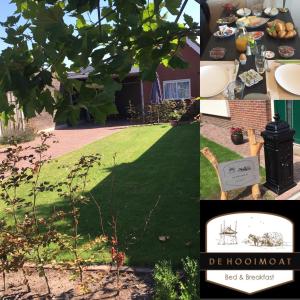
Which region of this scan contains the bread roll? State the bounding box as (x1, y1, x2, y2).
(272, 30, 278, 38)
(286, 22, 294, 31)
(278, 30, 286, 38)
(285, 31, 294, 38)
(285, 30, 297, 38)
(276, 22, 285, 32)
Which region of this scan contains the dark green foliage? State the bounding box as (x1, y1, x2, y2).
(126, 100, 198, 124)
(154, 260, 179, 300)
(179, 257, 200, 300)
(154, 257, 200, 300)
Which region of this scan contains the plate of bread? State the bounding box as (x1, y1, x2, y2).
(266, 19, 297, 39)
(237, 16, 269, 29)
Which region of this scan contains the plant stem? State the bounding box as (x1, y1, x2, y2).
(21, 268, 31, 293)
(90, 192, 105, 236)
(68, 169, 83, 282)
(3, 180, 30, 293)
(2, 271, 5, 292)
(31, 144, 51, 295)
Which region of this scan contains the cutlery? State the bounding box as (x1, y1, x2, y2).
(275, 60, 300, 64)
(233, 59, 239, 80)
(265, 59, 270, 72)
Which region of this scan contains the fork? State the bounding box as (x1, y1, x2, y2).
(233, 59, 239, 80)
(265, 59, 270, 72)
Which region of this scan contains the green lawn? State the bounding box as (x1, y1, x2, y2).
(200, 136, 268, 200)
(0, 123, 199, 267)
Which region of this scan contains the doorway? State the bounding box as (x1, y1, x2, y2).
(274, 100, 300, 144)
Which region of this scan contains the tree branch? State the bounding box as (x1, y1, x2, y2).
(97, 0, 102, 36)
(94, 7, 114, 25)
(175, 0, 189, 23)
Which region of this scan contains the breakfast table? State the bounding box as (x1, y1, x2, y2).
(201, 9, 300, 100)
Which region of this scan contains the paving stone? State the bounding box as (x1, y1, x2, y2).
(0, 124, 127, 165)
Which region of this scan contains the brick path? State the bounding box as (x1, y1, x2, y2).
(200, 123, 266, 165)
(0, 124, 127, 163)
(200, 123, 300, 200)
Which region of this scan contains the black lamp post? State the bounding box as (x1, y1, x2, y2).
(261, 113, 296, 195)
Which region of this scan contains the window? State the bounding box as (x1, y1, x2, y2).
(163, 79, 191, 100)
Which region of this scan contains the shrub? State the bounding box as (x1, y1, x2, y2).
(0, 127, 36, 145)
(126, 100, 198, 124)
(153, 260, 179, 300)
(0, 133, 104, 294)
(126, 100, 143, 123)
(154, 258, 200, 300)
(179, 257, 200, 300)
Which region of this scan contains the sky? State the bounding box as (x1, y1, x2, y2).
(0, 0, 200, 53)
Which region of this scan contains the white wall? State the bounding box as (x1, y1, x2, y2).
(286, 0, 300, 34)
(207, 0, 300, 36)
(200, 100, 231, 117)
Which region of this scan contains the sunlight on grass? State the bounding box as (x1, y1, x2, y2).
(1, 123, 199, 266)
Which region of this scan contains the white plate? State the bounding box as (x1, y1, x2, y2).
(237, 8, 251, 17)
(213, 27, 236, 38)
(200, 65, 229, 98)
(237, 16, 269, 29)
(275, 64, 300, 96)
(264, 7, 279, 16)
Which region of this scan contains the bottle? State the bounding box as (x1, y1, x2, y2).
(246, 44, 252, 56)
(235, 23, 248, 53)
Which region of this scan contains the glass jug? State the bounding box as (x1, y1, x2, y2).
(235, 24, 248, 53)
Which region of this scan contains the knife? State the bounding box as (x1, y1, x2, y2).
(233, 59, 240, 80)
(275, 60, 300, 64)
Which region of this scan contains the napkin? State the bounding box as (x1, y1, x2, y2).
(200, 61, 239, 100)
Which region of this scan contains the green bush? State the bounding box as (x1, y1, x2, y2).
(153, 260, 179, 300)
(0, 127, 36, 145)
(179, 257, 200, 300)
(126, 100, 143, 123)
(154, 257, 200, 300)
(126, 100, 198, 124)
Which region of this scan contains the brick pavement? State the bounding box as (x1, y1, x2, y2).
(200, 123, 300, 200)
(0, 124, 127, 164)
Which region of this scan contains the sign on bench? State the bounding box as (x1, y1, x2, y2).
(218, 157, 260, 192)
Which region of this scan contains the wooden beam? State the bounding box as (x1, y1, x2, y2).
(247, 129, 264, 200)
(140, 79, 145, 122)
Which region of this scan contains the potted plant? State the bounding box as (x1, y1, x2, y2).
(230, 127, 244, 145)
(169, 110, 181, 127)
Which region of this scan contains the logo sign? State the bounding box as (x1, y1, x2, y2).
(206, 213, 294, 294)
(218, 157, 260, 192)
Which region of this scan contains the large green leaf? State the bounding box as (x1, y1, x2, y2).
(1, 0, 198, 124)
(184, 13, 194, 27)
(165, 0, 181, 15)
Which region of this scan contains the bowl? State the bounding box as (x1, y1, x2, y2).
(278, 46, 295, 58)
(210, 47, 226, 60)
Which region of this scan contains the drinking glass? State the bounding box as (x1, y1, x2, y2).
(227, 80, 245, 100)
(255, 54, 265, 74)
(257, 44, 265, 56)
(252, 3, 263, 16)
